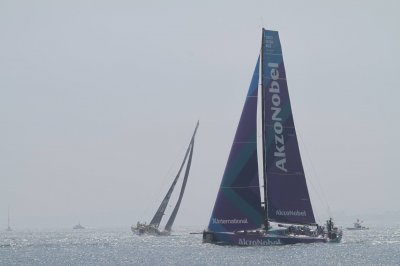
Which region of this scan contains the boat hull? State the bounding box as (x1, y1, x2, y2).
(131, 225, 171, 236)
(203, 231, 328, 246)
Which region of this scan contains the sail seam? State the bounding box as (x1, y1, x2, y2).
(220, 186, 260, 189)
(262, 76, 287, 81)
(268, 172, 304, 176)
(265, 124, 295, 128)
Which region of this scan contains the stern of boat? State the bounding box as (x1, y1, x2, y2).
(328, 228, 343, 243)
(202, 230, 215, 243)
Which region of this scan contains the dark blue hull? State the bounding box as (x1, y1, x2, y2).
(203, 231, 328, 246)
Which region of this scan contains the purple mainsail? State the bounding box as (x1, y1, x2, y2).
(207, 58, 263, 232)
(262, 29, 316, 225)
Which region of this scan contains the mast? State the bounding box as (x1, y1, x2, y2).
(261, 28, 269, 228)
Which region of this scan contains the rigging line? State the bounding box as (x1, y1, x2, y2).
(297, 129, 332, 221)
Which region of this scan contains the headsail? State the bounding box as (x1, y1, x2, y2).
(207, 58, 263, 232)
(149, 160, 187, 228)
(261, 29, 316, 225)
(164, 122, 199, 231)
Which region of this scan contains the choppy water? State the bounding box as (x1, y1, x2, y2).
(1, 226, 400, 265)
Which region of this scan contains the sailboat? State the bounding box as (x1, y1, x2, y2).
(202, 29, 342, 246)
(6, 206, 12, 231)
(131, 121, 199, 236)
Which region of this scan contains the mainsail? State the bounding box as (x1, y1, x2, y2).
(261, 29, 316, 225)
(149, 122, 199, 228)
(207, 58, 264, 232)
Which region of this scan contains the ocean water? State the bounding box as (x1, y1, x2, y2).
(1, 226, 400, 265)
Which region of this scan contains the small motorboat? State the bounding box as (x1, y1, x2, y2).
(346, 219, 368, 230)
(73, 222, 85, 230)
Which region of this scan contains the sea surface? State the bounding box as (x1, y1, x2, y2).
(1, 226, 400, 265)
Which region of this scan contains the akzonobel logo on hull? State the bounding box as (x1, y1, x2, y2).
(238, 238, 282, 246)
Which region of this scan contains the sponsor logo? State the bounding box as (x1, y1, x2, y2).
(276, 210, 307, 217)
(268, 62, 287, 172)
(238, 238, 282, 246)
(264, 35, 274, 49)
(212, 218, 248, 224)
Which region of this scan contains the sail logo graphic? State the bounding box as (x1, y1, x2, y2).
(212, 218, 248, 224)
(264, 35, 274, 49)
(238, 238, 282, 246)
(268, 62, 287, 172)
(276, 210, 306, 217)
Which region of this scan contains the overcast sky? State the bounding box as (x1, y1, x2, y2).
(1, 0, 399, 229)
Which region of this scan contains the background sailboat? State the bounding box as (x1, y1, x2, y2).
(6, 206, 12, 231)
(73, 221, 85, 230)
(132, 121, 199, 235)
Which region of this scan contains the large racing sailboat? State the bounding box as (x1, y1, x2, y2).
(202, 29, 342, 246)
(132, 121, 199, 236)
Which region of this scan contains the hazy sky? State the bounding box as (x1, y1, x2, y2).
(1, 0, 399, 229)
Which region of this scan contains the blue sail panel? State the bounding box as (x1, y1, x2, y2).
(262, 29, 316, 225)
(208, 58, 263, 232)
